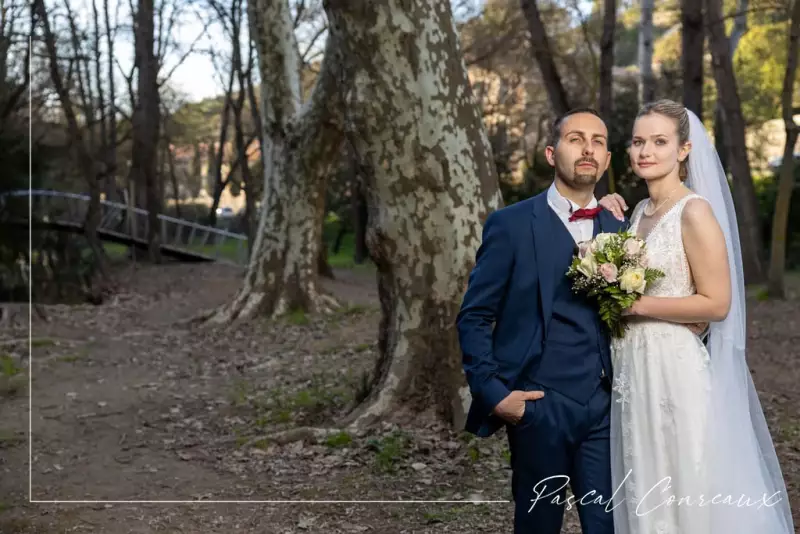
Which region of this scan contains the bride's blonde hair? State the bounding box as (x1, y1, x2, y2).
(637, 99, 691, 181)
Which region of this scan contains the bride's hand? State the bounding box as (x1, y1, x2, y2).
(598, 193, 628, 221)
(623, 298, 646, 317)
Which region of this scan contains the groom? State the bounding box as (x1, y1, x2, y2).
(457, 108, 625, 533)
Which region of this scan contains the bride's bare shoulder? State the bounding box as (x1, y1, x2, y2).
(681, 194, 713, 216)
(681, 195, 720, 233)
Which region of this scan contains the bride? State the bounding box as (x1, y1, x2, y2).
(598, 99, 794, 533)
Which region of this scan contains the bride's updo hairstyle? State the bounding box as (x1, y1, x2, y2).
(636, 99, 691, 181)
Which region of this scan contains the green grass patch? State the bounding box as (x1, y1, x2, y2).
(0, 355, 21, 377)
(251, 438, 270, 450)
(57, 348, 89, 363)
(103, 243, 128, 259)
(239, 374, 355, 431)
(325, 431, 353, 448)
(286, 308, 309, 326)
(368, 430, 412, 473)
(184, 238, 245, 262)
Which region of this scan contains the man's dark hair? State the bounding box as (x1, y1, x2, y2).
(548, 107, 606, 147)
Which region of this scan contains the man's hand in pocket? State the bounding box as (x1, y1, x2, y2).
(493, 390, 545, 425)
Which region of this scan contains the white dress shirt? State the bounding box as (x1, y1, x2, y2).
(546, 182, 598, 245)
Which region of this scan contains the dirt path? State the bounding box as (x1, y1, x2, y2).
(1, 262, 798, 533)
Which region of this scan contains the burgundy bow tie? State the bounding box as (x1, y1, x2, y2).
(569, 206, 602, 222)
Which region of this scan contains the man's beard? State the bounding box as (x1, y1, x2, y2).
(571, 171, 597, 185)
(569, 158, 599, 186)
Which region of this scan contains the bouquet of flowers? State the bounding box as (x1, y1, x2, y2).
(567, 230, 665, 338)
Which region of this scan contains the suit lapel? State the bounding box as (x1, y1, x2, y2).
(596, 209, 626, 235)
(531, 193, 555, 336)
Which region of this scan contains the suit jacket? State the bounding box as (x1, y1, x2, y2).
(456, 190, 628, 437)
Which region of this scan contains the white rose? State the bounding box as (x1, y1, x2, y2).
(593, 232, 615, 252)
(623, 238, 642, 256)
(577, 253, 598, 278)
(619, 267, 647, 294)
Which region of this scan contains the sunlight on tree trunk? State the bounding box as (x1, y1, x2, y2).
(323, 0, 502, 429)
(767, 0, 800, 298)
(206, 0, 343, 323)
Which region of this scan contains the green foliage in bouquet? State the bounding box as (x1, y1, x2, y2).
(567, 230, 665, 338)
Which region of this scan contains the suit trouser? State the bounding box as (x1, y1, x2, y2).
(507, 378, 614, 534)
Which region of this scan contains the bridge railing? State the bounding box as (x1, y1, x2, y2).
(1, 190, 250, 266)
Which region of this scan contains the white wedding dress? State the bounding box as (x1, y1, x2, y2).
(609, 193, 793, 534)
(609, 194, 713, 533)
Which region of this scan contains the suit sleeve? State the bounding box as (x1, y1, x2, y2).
(456, 211, 514, 416)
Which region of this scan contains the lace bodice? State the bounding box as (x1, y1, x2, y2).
(631, 193, 703, 298)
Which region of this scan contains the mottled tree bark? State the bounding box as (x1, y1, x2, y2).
(767, 0, 800, 298)
(519, 0, 571, 116)
(681, 0, 703, 117)
(324, 0, 502, 428)
(206, 0, 343, 322)
(705, 0, 765, 282)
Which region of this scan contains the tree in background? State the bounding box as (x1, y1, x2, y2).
(681, 0, 704, 117)
(206, 0, 344, 323)
(706, 0, 767, 282)
(324, 0, 501, 428)
(638, 0, 655, 104)
(130, 0, 162, 262)
(597, 0, 617, 196)
(768, 0, 800, 298)
(35, 0, 112, 284)
(519, 0, 571, 116)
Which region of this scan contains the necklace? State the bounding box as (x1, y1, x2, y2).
(643, 185, 682, 217)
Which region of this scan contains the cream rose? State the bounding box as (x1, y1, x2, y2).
(598, 262, 618, 283)
(593, 232, 615, 252)
(577, 252, 598, 278)
(623, 238, 642, 256)
(619, 267, 647, 294)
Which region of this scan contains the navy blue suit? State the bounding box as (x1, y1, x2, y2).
(457, 191, 627, 534)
